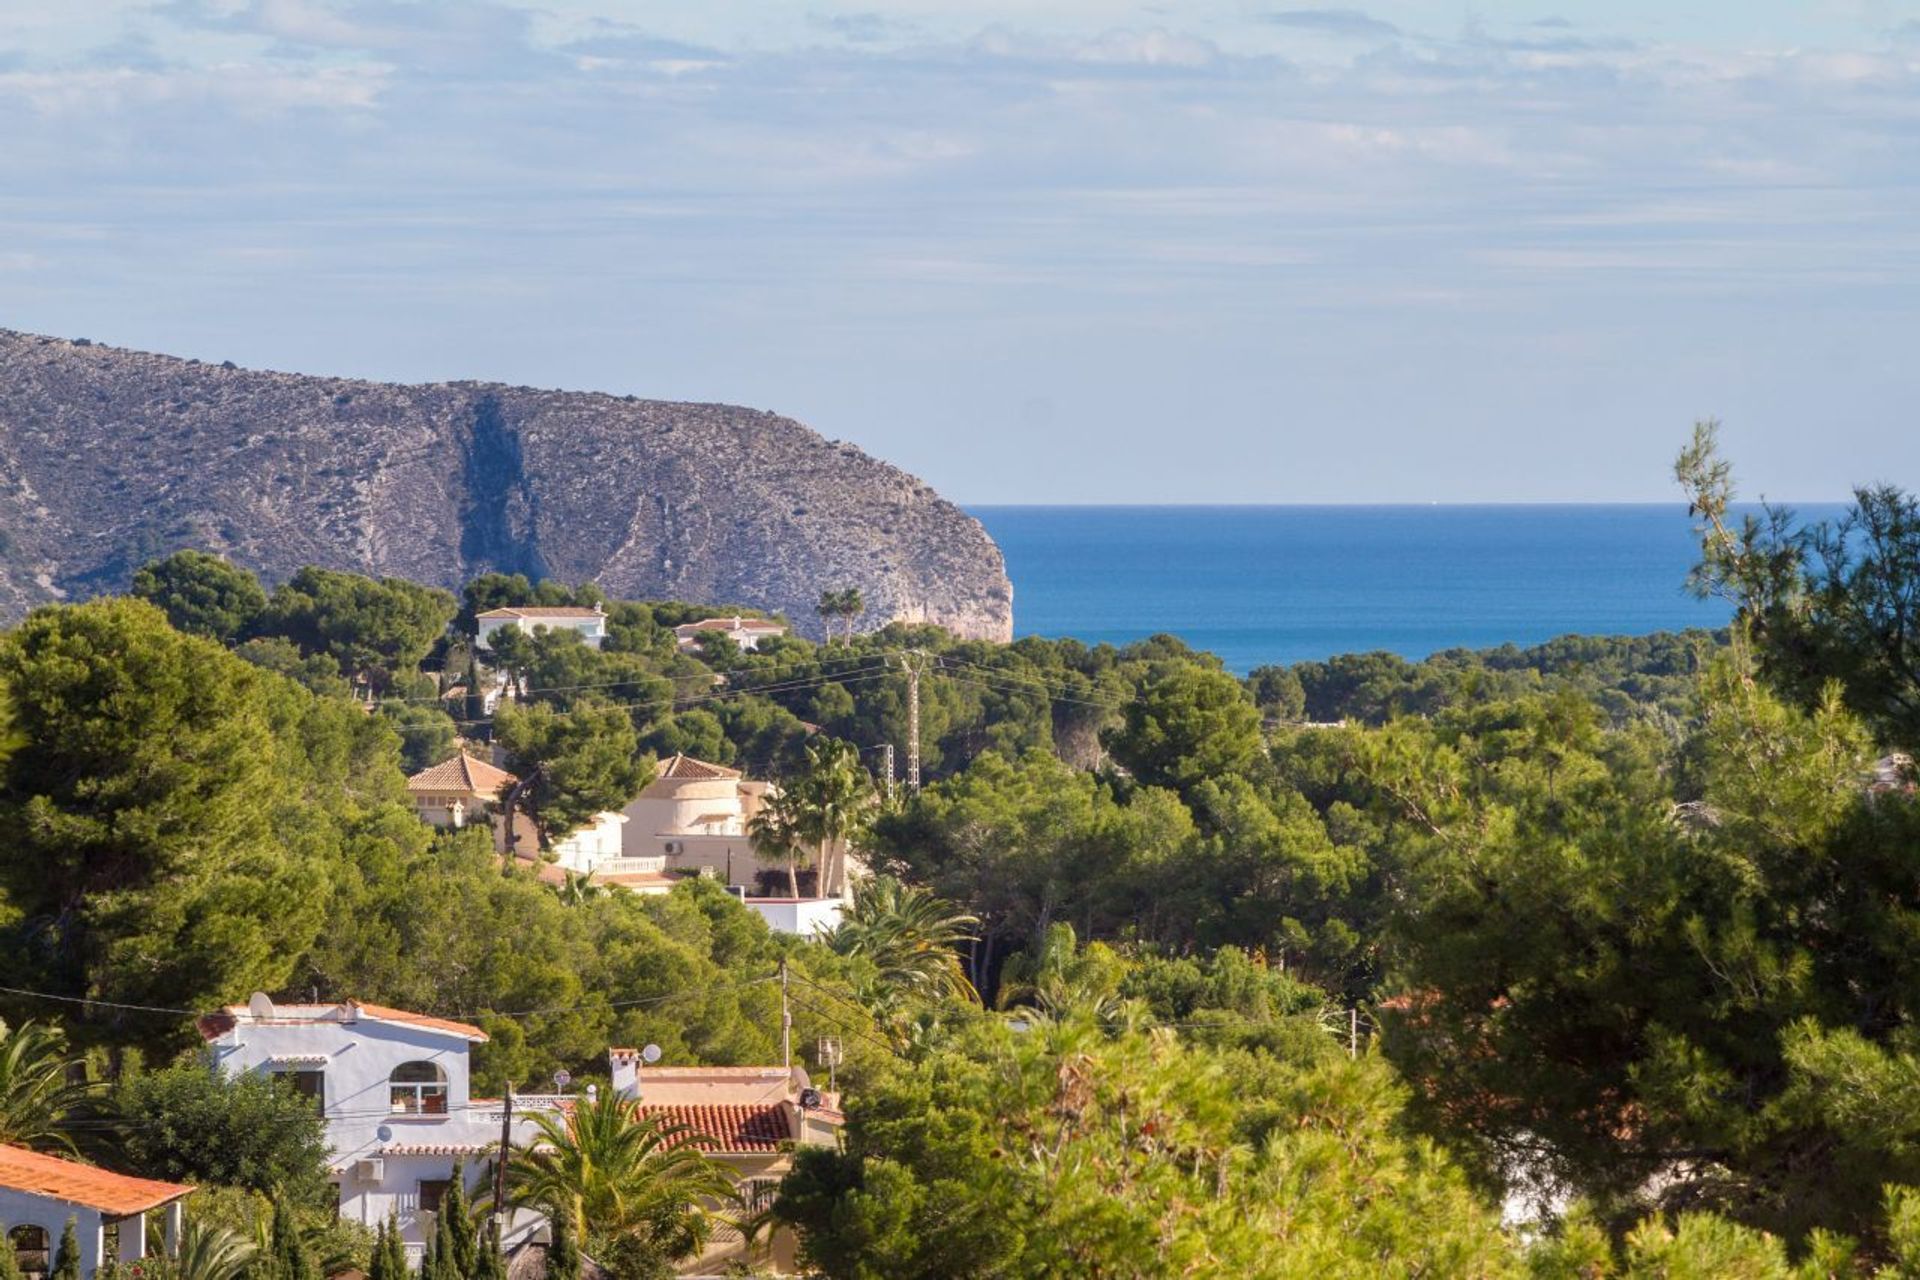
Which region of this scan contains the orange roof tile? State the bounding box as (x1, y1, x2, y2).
(477, 607, 605, 619)
(349, 1001, 490, 1043)
(674, 617, 786, 634)
(655, 754, 743, 781)
(642, 1104, 792, 1153)
(408, 752, 517, 795)
(0, 1145, 193, 1214)
(198, 1000, 488, 1043)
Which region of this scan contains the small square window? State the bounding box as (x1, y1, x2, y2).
(419, 1179, 451, 1214)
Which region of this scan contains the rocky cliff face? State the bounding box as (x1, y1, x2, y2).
(0, 330, 1012, 639)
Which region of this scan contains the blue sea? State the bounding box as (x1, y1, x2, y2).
(967, 505, 1837, 674)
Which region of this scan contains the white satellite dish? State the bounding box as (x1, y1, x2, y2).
(640, 1044, 662, 1064)
(790, 1066, 813, 1092)
(248, 992, 275, 1020)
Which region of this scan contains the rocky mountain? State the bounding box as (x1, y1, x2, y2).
(0, 330, 1012, 640)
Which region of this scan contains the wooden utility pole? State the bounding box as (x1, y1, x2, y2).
(779, 959, 792, 1073)
(492, 1083, 514, 1237)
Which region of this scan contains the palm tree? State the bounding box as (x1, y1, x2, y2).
(826, 877, 979, 1004)
(787, 738, 876, 899)
(748, 787, 810, 898)
(0, 1021, 92, 1154)
(499, 1090, 739, 1264)
(814, 589, 865, 643)
(173, 1221, 256, 1280)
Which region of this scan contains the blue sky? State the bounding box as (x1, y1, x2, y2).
(2, 1, 1917, 503)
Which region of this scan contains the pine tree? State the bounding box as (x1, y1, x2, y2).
(48, 1219, 78, 1280)
(443, 1164, 476, 1280)
(0, 1223, 24, 1280)
(547, 1206, 579, 1280)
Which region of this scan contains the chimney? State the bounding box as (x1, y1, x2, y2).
(609, 1047, 641, 1100)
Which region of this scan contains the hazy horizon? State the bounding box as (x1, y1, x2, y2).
(4, 2, 1917, 505)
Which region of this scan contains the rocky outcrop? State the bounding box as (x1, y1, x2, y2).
(0, 330, 1012, 639)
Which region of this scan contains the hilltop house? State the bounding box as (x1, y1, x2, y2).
(618, 754, 848, 934)
(0, 1146, 190, 1280)
(607, 1052, 840, 1273)
(200, 997, 555, 1259)
(673, 617, 787, 653)
(409, 752, 516, 831)
(477, 607, 609, 651)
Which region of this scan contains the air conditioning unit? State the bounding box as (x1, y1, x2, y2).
(354, 1158, 385, 1183)
(664, 840, 682, 855)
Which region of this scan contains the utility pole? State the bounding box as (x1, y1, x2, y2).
(1349, 1008, 1359, 1059)
(491, 1083, 514, 1244)
(780, 958, 792, 1073)
(879, 743, 895, 804)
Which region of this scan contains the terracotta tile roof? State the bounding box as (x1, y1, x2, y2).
(674, 617, 785, 634)
(642, 1104, 793, 1153)
(378, 1143, 496, 1157)
(408, 752, 517, 795)
(349, 1001, 490, 1043)
(0, 1144, 193, 1214)
(477, 607, 605, 619)
(655, 754, 743, 781)
(198, 1000, 488, 1043)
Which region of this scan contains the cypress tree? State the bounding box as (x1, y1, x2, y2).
(443, 1165, 476, 1280)
(368, 1220, 391, 1280)
(547, 1206, 579, 1280)
(384, 1212, 409, 1280)
(271, 1195, 318, 1280)
(429, 1199, 460, 1280)
(470, 1224, 505, 1280)
(0, 1222, 23, 1280)
(48, 1219, 78, 1280)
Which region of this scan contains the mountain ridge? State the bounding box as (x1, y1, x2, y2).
(0, 329, 1013, 639)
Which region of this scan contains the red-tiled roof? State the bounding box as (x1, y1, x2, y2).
(350, 1001, 490, 1043)
(674, 617, 785, 633)
(408, 752, 517, 795)
(198, 1000, 488, 1043)
(379, 1143, 496, 1157)
(655, 754, 743, 781)
(0, 1145, 193, 1214)
(477, 607, 605, 619)
(642, 1104, 792, 1153)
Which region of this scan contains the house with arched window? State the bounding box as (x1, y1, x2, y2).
(197, 997, 555, 1261)
(0, 1144, 190, 1279)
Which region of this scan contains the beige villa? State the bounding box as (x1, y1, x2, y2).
(608, 1052, 840, 1274)
(619, 754, 774, 889)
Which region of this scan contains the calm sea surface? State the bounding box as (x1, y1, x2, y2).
(967, 505, 1835, 673)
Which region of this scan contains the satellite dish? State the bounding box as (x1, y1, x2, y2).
(248, 992, 275, 1020)
(552, 1069, 572, 1092)
(640, 1044, 662, 1064)
(376, 1125, 393, 1143)
(790, 1066, 813, 1092)
(798, 1087, 823, 1109)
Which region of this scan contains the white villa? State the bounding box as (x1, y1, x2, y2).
(476, 606, 609, 651)
(673, 616, 787, 653)
(0, 1145, 190, 1280)
(619, 754, 770, 886)
(199, 997, 555, 1260)
(405, 753, 648, 887)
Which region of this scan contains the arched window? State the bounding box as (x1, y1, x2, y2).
(11, 1225, 48, 1280)
(390, 1061, 449, 1115)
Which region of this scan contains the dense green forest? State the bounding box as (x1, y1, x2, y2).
(2, 424, 1918, 1276)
